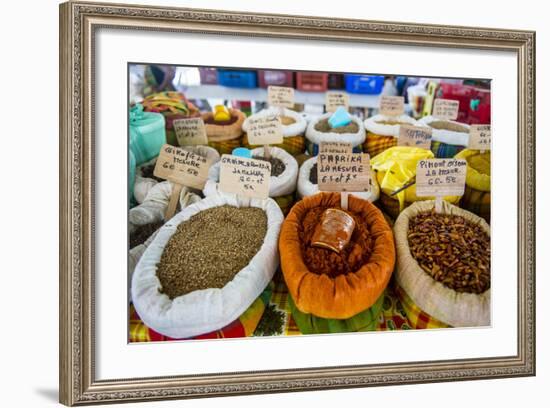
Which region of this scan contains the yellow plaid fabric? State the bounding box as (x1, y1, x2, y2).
(208, 136, 243, 155)
(395, 285, 449, 329)
(242, 134, 306, 157)
(461, 186, 491, 224)
(363, 132, 397, 158)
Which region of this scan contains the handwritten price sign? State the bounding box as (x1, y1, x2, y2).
(219, 155, 271, 199)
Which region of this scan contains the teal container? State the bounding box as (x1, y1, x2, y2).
(129, 149, 137, 206)
(129, 104, 166, 165)
(288, 292, 384, 334)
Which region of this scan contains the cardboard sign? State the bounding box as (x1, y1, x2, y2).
(246, 115, 284, 146)
(267, 85, 294, 108)
(318, 153, 372, 192)
(219, 155, 271, 199)
(468, 124, 491, 150)
(153, 144, 212, 190)
(325, 92, 350, 113)
(319, 141, 353, 154)
(398, 125, 432, 149)
(380, 95, 405, 116)
(432, 98, 459, 121)
(173, 117, 208, 146)
(416, 158, 467, 197)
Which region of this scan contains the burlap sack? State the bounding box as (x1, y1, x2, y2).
(393, 200, 490, 327)
(202, 109, 246, 142)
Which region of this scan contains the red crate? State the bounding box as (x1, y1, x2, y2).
(296, 72, 328, 92)
(258, 70, 294, 88)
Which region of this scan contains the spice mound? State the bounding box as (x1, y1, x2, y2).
(408, 210, 490, 294)
(279, 116, 296, 126)
(156, 205, 267, 299)
(300, 206, 373, 278)
(314, 118, 359, 134)
(427, 120, 469, 133)
(130, 221, 164, 249)
(253, 156, 286, 177)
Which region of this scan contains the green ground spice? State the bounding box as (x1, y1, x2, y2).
(156, 205, 267, 299)
(314, 117, 359, 134)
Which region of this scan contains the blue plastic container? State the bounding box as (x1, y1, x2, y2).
(217, 69, 258, 88)
(129, 104, 166, 165)
(344, 75, 385, 94)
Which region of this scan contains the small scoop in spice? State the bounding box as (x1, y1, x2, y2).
(311, 208, 356, 253)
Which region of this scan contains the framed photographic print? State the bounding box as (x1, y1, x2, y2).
(59, 1, 535, 405)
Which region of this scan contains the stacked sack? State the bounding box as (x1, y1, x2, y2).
(393, 200, 490, 328)
(305, 112, 365, 156)
(278, 193, 395, 334)
(419, 116, 470, 158)
(363, 113, 418, 158)
(242, 107, 308, 156)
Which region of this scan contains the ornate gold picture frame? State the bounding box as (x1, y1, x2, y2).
(59, 1, 535, 405)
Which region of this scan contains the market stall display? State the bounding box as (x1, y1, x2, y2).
(371, 146, 460, 219)
(128, 65, 493, 340)
(202, 107, 246, 155)
(132, 194, 284, 338)
(455, 149, 491, 223)
(419, 115, 470, 158)
(363, 113, 418, 158)
(305, 112, 365, 156)
(204, 147, 299, 215)
(394, 200, 490, 327)
(297, 156, 380, 202)
(279, 192, 395, 325)
(141, 91, 201, 146)
(242, 107, 307, 156)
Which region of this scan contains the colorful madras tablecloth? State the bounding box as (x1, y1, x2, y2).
(129, 271, 416, 342)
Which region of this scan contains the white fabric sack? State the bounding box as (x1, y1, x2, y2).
(203, 146, 299, 198)
(132, 193, 284, 338)
(364, 114, 419, 138)
(305, 112, 366, 148)
(418, 116, 470, 146)
(133, 146, 220, 204)
(394, 200, 490, 327)
(129, 181, 202, 231)
(297, 156, 380, 202)
(242, 107, 307, 138)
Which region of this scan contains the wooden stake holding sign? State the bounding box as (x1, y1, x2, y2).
(415, 158, 467, 213)
(432, 98, 460, 121)
(325, 91, 350, 113)
(218, 154, 271, 200)
(173, 117, 208, 146)
(317, 152, 372, 210)
(468, 124, 491, 154)
(266, 85, 294, 159)
(153, 144, 213, 220)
